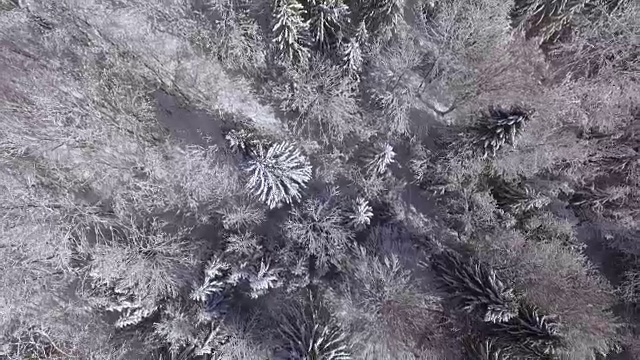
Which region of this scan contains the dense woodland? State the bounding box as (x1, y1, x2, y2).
(0, 0, 639, 359)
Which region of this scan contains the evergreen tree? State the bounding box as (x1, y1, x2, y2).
(490, 177, 550, 214)
(190, 256, 229, 303)
(512, 0, 589, 42)
(277, 290, 352, 359)
(471, 105, 531, 158)
(491, 304, 564, 357)
(346, 197, 373, 230)
(353, 20, 369, 44)
(108, 299, 159, 329)
(365, 143, 396, 176)
(306, 0, 350, 50)
(273, 0, 310, 63)
(464, 338, 509, 360)
(431, 251, 519, 323)
(283, 190, 354, 265)
(359, 0, 405, 38)
(153, 303, 230, 357)
(244, 142, 312, 209)
(340, 39, 363, 74)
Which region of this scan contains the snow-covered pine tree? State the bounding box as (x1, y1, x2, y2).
(272, 0, 310, 63)
(464, 338, 509, 360)
(0, 0, 19, 11)
(354, 19, 368, 42)
(244, 142, 312, 209)
(225, 128, 260, 156)
(346, 197, 373, 230)
(359, 0, 405, 39)
(306, 0, 350, 50)
(284, 191, 354, 265)
(248, 260, 280, 298)
(341, 38, 363, 74)
(511, 0, 589, 43)
(491, 304, 563, 357)
(277, 290, 352, 359)
(490, 177, 550, 214)
(108, 300, 159, 329)
(365, 143, 396, 176)
(472, 105, 531, 158)
(154, 303, 230, 357)
(431, 250, 519, 323)
(190, 256, 230, 303)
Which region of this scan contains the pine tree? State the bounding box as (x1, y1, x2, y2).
(244, 142, 312, 209)
(190, 256, 230, 303)
(277, 290, 352, 359)
(464, 338, 509, 360)
(490, 177, 550, 214)
(491, 304, 563, 357)
(0, 0, 19, 11)
(570, 184, 628, 212)
(219, 201, 266, 231)
(511, 0, 589, 42)
(341, 39, 363, 74)
(359, 0, 405, 38)
(154, 305, 200, 354)
(108, 300, 159, 329)
(307, 0, 350, 50)
(354, 20, 368, 44)
(154, 304, 230, 357)
(248, 260, 280, 299)
(272, 0, 310, 63)
(283, 191, 354, 265)
(346, 197, 373, 230)
(472, 105, 531, 158)
(431, 251, 518, 323)
(365, 143, 396, 176)
(225, 128, 262, 156)
(224, 231, 262, 256)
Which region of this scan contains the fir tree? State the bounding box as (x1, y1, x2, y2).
(471, 105, 531, 158)
(190, 256, 230, 303)
(248, 260, 280, 299)
(359, 0, 405, 38)
(108, 300, 159, 329)
(464, 338, 509, 360)
(353, 20, 368, 44)
(365, 143, 396, 176)
(340, 39, 363, 74)
(154, 303, 230, 357)
(307, 0, 350, 50)
(512, 0, 589, 42)
(490, 177, 550, 214)
(273, 0, 310, 63)
(431, 251, 518, 323)
(244, 142, 312, 209)
(284, 190, 354, 265)
(346, 197, 373, 230)
(277, 290, 352, 359)
(491, 304, 564, 357)
(225, 128, 261, 156)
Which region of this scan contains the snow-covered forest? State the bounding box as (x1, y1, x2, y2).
(0, 0, 639, 358)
